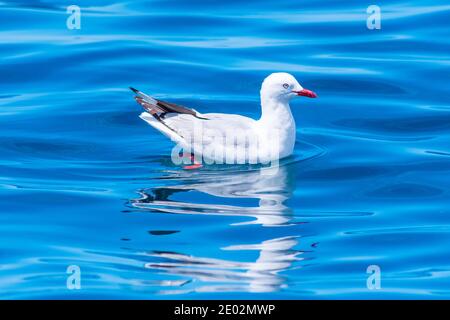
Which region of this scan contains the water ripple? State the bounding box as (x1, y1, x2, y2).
(1, 0, 449, 299)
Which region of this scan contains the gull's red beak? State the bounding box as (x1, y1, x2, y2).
(293, 89, 317, 98)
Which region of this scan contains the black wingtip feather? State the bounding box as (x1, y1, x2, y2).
(129, 87, 139, 94)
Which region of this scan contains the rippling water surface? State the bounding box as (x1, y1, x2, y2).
(1, 0, 450, 299)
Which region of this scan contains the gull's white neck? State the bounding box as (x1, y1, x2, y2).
(259, 95, 293, 123)
(257, 94, 296, 158)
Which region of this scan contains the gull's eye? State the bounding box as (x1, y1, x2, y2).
(283, 83, 289, 89)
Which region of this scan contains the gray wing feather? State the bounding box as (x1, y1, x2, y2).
(130, 87, 207, 119)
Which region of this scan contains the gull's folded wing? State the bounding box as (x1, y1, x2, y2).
(130, 87, 206, 119)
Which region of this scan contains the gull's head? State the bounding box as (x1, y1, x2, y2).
(260, 72, 317, 101)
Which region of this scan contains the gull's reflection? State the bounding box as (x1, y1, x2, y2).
(133, 165, 295, 226)
(131, 163, 308, 294)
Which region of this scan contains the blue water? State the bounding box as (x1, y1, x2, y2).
(1, 0, 450, 299)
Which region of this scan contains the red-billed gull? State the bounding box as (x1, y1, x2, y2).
(130, 72, 317, 167)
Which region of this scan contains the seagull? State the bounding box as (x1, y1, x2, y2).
(130, 72, 317, 168)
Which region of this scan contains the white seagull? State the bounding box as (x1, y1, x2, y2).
(131, 72, 317, 168)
